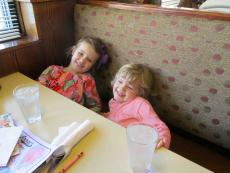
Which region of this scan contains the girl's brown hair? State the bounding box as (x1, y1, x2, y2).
(67, 36, 109, 70)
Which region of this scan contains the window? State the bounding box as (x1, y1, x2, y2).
(161, 0, 180, 7)
(0, 0, 21, 43)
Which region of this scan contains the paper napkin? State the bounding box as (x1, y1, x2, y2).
(0, 126, 23, 166)
(51, 120, 94, 157)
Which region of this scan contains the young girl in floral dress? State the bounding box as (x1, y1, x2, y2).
(38, 37, 109, 113)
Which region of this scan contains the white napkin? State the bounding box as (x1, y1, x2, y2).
(51, 120, 94, 157)
(0, 126, 23, 166)
(199, 0, 230, 13)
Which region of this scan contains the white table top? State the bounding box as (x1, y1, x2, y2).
(0, 72, 213, 173)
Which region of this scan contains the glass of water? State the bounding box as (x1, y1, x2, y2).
(13, 83, 42, 124)
(126, 124, 158, 173)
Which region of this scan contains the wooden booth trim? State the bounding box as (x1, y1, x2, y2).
(0, 37, 40, 55)
(78, 0, 230, 21)
(17, 0, 69, 3)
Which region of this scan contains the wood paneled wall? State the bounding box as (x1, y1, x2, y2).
(32, 0, 76, 66)
(0, 0, 76, 79)
(1, 0, 229, 79)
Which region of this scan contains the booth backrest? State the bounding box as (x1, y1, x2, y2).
(74, 3, 230, 149)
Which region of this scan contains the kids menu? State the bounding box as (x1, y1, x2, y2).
(0, 113, 55, 173)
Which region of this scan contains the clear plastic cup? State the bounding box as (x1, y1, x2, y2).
(13, 83, 42, 124)
(126, 124, 158, 173)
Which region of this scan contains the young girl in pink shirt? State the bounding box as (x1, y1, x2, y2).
(104, 63, 171, 148)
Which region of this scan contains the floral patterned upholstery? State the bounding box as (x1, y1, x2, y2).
(74, 4, 230, 149)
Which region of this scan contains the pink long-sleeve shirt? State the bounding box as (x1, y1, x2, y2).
(106, 97, 171, 148)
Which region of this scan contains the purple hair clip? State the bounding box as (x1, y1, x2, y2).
(96, 44, 109, 70)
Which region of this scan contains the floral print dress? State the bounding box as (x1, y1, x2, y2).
(38, 65, 101, 112)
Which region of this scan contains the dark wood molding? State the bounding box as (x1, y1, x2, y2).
(31, 0, 76, 66)
(78, 0, 230, 21)
(0, 0, 75, 79)
(17, 0, 72, 3)
(0, 37, 39, 55)
(0, 52, 18, 77)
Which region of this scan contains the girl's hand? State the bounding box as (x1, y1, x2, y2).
(100, 112, 108, 117)
(156, 139, 164, 149)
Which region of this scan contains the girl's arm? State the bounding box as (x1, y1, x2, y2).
(100, 112, 109, 117)
(150, 116, 171, 149)
(83, 75, 102, 113)
(138, 99, 171, 149)
(38, 65, 63, 90)
(38, 66, 54, 86)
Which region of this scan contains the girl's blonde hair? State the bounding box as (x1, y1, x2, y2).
(112, 63, 153, 98)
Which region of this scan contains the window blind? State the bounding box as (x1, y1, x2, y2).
(0, 0, 21, 43)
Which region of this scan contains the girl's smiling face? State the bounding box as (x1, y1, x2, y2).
(113, 77, 140, 103)
(69, 41, 99, 74)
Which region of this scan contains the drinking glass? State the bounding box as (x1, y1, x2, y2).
(13, 83, 42, 124)
(126, 124, 158, 173)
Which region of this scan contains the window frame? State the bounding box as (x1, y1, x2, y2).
(0, 0, 25, 43)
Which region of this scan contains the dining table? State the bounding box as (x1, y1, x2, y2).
(0, 72, 214, 173)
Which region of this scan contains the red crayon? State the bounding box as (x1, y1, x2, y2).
(59, 152, 84, 173)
